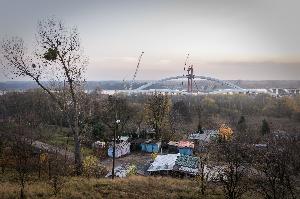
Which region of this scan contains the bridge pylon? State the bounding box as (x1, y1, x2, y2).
(185, 65, 195, 93)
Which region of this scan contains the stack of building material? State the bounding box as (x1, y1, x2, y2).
(105, 164, 136, 178)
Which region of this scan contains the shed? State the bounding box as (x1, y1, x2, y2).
(167, 141, 179, 153)
(188, 130, 219, 152)
(108, 141, 130, 158)
(141, 140, 161, 153)
(178, 141, 194, 156)
(130, 138, 145, 151)
(188, 130, 219, 142)
(92, 141, 106, 148)
(147, 153, 180, 173)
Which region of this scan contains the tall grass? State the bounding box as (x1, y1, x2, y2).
(0, 175, 225, 199)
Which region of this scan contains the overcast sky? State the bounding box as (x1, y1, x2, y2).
(0, 0, 300, 81)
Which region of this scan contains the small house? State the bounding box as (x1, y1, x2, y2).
(92, 141, 106, 148)
(188, 130, 219, 152)
(141, 139, 161, 153)
(178, 141, 194, 156)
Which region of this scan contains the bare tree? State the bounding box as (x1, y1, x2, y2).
(253, 136, 299, 199)
(0, 17, 88, 175)
(10, 136, 35, 199)
(196, 152, 210, 195)
(216, 141, 250, 199)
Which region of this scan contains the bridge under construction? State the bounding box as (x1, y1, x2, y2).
(118, 53, 297, 96)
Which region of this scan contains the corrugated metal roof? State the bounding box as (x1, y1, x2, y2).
(147, 154, 180, 172)
(174, 155, 200, 175)
(188, 130, 219, 142)
(175, 155, 199, 169)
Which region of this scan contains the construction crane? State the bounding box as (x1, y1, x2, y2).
(184, 53, 189, 70)
(129, 51, 144, 90)
(182, 53, 190, 87)
(122, 77, 128, 90)
(183, 53, 195, 93)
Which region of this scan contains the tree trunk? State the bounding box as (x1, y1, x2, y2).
(20, 187, 25, 199)
(73, 128, 82, 175)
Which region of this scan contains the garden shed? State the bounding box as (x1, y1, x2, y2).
(108, 140, 131, 158)
(178, 141, 194, 155)
(167, 141, 179, 153)
(141, 140, 161, 153)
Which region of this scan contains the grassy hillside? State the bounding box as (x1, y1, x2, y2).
(0, 175, 225, 199)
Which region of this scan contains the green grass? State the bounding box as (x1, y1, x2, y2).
(39, 126, 94, 157)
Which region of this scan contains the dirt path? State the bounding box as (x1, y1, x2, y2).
(101, 152, 152, 171)
(32, 140, 74, 160)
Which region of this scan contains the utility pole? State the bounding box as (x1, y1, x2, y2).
(112, 121, 116, 179)
(112, 98, 120, 179)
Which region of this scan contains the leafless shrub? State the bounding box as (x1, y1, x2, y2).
(10, 136, 35, 199)
(253, 135, 300, 199)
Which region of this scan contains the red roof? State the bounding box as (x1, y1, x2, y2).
(178, 141, 194, 148)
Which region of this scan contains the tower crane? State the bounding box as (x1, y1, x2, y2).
(184, 53, 195, 93)
(129, 51, 144, 90)
(182, 53, 190, 87)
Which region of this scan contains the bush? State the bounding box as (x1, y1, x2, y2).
(127, 164, 137, 176)
(82, 155, 107, 178)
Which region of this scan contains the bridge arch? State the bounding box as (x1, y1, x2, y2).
(135, 75, 243, 91)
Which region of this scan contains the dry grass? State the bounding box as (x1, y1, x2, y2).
(0, 175, 226, 199)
